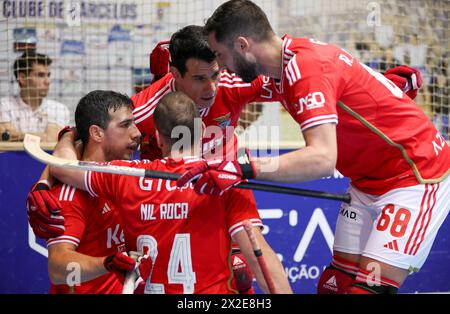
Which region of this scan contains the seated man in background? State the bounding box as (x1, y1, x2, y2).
(0, 51, 69, 142)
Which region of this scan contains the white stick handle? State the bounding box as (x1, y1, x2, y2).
(122, 251, 141, 294)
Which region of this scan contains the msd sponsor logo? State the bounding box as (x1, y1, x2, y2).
(296, 92, 325, 114)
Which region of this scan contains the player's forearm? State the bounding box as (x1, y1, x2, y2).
(48, 246, 109, 285)
(253, 123, 337, 183)
(253, 146, 336, 182)
(258, 240, 293, 294)
(49, 167, 86, 191)
(49, 132, 86, 190)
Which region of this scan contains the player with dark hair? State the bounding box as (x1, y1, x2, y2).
(49, 91, 292, 294)
(132, 24, 275, 161)
(44, 90, 147, 294)
(176, 0, 450, 294)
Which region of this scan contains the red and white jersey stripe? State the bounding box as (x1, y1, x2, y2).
(218, 70, 252, 88)
(300, 114, 339, 130)
(47, 235, 80, 247)
(58, 184, 76, 202)
(132, 75, 175, 125)
(228, 218, 263, 238)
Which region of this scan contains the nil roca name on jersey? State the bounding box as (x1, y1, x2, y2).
(140, 202, 189, 221)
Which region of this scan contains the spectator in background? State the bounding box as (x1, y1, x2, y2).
(0, 51, 69, 142)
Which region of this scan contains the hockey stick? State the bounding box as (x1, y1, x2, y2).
(242, 220, 276, 294)
(23, 134, 351, 203)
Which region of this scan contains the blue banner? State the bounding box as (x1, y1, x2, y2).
(0, 150, 449, 293)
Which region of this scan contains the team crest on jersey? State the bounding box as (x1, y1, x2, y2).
(214, 112, 231, 129)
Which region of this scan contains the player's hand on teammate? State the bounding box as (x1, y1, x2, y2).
(104, 252, 153, 283)
(57, 126, 78, 141)
(135, 255, 152, 282)
(104, 252, 136, 271)
(384, 65, 422, 100)
(26, 181, 65, 239)
(177, 148, 255, 196)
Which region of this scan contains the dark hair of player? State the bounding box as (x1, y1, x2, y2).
(75, 90, 134, 145)
(13, 51, 52, 80)
(204, 0, 274, 48)
(169, 25, 216, 76)
(154, 91, 200, 148)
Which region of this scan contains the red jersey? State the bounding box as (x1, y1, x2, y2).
(131, 71, 273, 160)
(47, 183, 126, 294)
(264, 35, 450, 195)
(84, 158, 263, 294)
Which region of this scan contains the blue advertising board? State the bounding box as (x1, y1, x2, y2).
(0, 150, 449, 293)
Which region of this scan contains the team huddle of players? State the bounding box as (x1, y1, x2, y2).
(27, 0, 450, 294)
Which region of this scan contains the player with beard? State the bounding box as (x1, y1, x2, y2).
(42, 90, 149, 294)
(131, 25, 276, 161)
